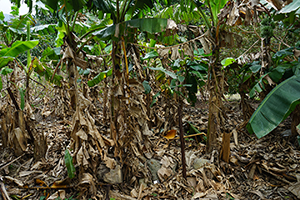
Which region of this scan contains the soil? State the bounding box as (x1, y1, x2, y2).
(0, 96, 299, 200)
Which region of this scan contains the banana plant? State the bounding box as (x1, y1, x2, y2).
(193, 0, 228, 153)
(247, 73, 300, 138)
(152, 0, 202, 25)
(0, 9, 61, 93)
(0, 40, 38, 69)
(32, 0, 179, 179)
(246, 39, 300, 138)
(0, 17, 39, 101)
(242, 0, 300, 139)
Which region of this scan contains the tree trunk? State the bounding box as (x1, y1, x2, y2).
(67, 61, 78, 111)
(178, 95, 186, 179)
(259, 40, 273, 101)
(240, 92, 255, 121)
(291, 104, 300, 139)
(207, 48, 224, 153)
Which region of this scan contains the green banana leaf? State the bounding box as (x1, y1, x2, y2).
(92, 0, 154, 20)
(279, 0, 300, 14)
(93, 18, 171, 40)
(87, 68, 112, 87)
(141, 51, 159, 60)
(91, 0, 115, 14)
(41, 0, 85, 12)
(207, 0, 228, 25)
(247, 74, 300, 139)
(32, 58, 63, 86)
(0, 67, 14, 91)
(0, 40, 39, 69)
(19, 88, 25, 110)
(142, 80, 151, 94)
(64, 149, 75, 179)
(31, 24, 56, 34)
(249, 74, 268, 98)
(148, 66, 177, 79)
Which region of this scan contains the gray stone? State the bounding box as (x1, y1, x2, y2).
(103, 165, 123, 184)
(281, 129, 292, 137)
(96, 163, 109, 180)
(193, 158, 210, 170)
(147, 159, 161, 182)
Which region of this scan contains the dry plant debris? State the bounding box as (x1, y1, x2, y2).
(1, 91, 300, 200)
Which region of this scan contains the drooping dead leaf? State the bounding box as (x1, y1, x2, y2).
(86, 54, 103, 69)
(76, 145, 89, 167)
(165, 19, 177, 36)
(24, 103, 35, 120)
(115, 23, 120, 38)
(227, 2, 240, 26)
(76, 129, 88, 140)
(74, 56, 88, 69)
(11, 128, 27, 155)
(182, 44, 193, 57)
(171, 46, 180, 60)
(266, 74, 276, 86)
(197, 30, 212, 54)
(244, 6, 252, 25)
(158, 48, 169, 58)
(167, 19, 177, 30)
(294, 49, 300, 57)
(62, 46, 74, 60)
(268, 0, 285, 10)
(220, 31, 234, 48)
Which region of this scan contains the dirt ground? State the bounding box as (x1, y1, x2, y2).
(0, 95, 299, 200)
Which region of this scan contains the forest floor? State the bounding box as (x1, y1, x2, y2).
(0, 93, 300, 200)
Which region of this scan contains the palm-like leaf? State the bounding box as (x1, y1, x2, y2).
(0, 40, 39, 69)
(91, 0, 116, 14)
(247, 74, 300, 138)
(93, 18, 173, 40)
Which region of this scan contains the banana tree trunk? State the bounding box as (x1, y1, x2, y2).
(110, 41, 122, 148)
(67, 61, 78, 110)
(259, 40, 272, 100)
(207, 48, 225, 153)
(291, 104, 300, 138)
